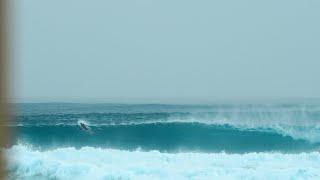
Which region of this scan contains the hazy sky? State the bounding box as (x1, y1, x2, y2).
(12, 0, 320, 103)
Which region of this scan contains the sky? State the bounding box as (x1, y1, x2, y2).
(11, 0, 320, 103)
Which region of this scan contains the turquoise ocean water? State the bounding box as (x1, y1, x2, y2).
(5, 103, 320, 179)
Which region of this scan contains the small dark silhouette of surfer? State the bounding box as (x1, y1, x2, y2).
(79, 122, 89, 131)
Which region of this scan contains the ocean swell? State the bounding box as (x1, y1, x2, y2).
(10, 122, 319, 153)
(13, 105, 320, 144)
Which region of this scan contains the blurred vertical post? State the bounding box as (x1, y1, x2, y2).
(0, 0, 8, 178)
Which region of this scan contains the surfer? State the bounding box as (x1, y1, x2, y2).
(80, 122, 88, 130)
(79, 121, 90, 131)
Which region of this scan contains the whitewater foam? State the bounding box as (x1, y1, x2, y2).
(6, 145, 320, 180)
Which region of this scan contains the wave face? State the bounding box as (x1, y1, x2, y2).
(11, 103, 320, 153)
(10, 123, 318, 153)
(6, 145, 320, 180)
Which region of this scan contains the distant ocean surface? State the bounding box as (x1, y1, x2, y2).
(5, 103, 320, 179)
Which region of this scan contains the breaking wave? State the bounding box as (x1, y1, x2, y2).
(10, 122, 319, 153)
(6, 144, 320, 180)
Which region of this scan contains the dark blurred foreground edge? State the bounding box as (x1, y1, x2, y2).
(0, 0, 8, 179)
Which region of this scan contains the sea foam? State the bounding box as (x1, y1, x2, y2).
(6, 145, 320, 180)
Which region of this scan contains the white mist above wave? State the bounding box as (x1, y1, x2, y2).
(167, 118, 320, 143)
(6, 145, 320, 180)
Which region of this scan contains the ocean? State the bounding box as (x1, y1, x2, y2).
(5, 103, 320, 179)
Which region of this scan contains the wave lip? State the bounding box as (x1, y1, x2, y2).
(6, 145, 320, 180)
